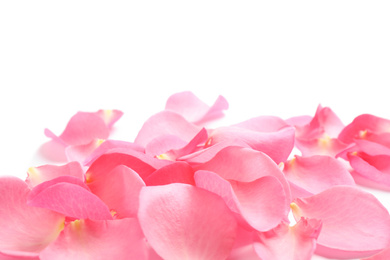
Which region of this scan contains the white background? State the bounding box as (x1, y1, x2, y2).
(1, 2, 390, 259)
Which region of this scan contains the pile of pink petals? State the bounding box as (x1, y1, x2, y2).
(2, 92, 390, 260)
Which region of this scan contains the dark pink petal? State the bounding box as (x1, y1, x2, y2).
(25, 161, 84, 187)
(165, 91, 229, 125)
(86, 153, 156, 181)
(254, 218, 322, 260)
(292, 186, 390, 259)
(94, 109, 123, 129)
(134, 111, 201, 148)
(209, 126, 295, 163)
(144, 161, 195, 186)
(28, 180, 112, 221)
(0, 177, 65, 253)
(283, 155, 355, 198)
(195, 146, 291, 202)
(195, 170, 288, 231)
(138, 184, 237, 260)
(40, 218, 147, 260)
(339, 114, 390, 144)
(87, 165, 145, 218)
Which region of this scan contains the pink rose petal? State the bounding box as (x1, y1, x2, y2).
(292, 186, 390, 259)
(40, 218, 147, 260)
(195, 146, 291, 202)
(28, 177, 112, 221)
(0, 177, 65, 253)
(283, 155, 355, 198)
(138, 184, 237, 260)
(208, 126, 295, 163)
(25, 161, 84, 188)
(339, 114, 390, 144)
(87, 165, 145, 218)
(254, 217, 322, 260)
(144, 161, 195, 186)
(86, 152, 156, 181)
(134, 110, 201, 148)
(165, 91, 229, 125)
(195, 170, 289, 231)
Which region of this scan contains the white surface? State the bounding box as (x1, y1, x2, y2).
(1, 2, 390, 259)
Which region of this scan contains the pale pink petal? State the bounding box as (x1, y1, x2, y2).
(25, 161, 84, 188)
(283, 155, 355, 198)
(178, 139, 251, 166)
(39, 139, 68, 162)
(145, 135, 187, 157)
(195, 170, 288, 232)
(362, 246, 390, 260)
(227, 245, 260, 260)
(28, 178, 112, 221)
(254, 217, 322, 260)
(209, 126, 295, 163)
(0, 177, 65, 253)
(40, 218, 147, 260)
(65, 138, 105, 163)
(295, 105, 344, 139)
(138, 184, 237, 260)
(134, 111, 201, 148)
(292, 186, 390, 259)
(144, 161, 195, 186)
(86, 153, 156, 182)
(286, 115, 313, 127)
(87, 165, 145, 218)
(339, 114, 390, 144)
(165, 91, 229, 125)
(164, 128, 208, 160)
(295, 136, 349, 157)
(83, 140, 144, 166)
(234, 116, 289, 132)
(347, 152, 390, 191)
(195, 146, 291, 202)
(45, 112, 109, 146)
(94, 109, 123, 129)
(0, 251, 39, 260)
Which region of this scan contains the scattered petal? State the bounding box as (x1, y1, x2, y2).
(138, 184, 237, 260)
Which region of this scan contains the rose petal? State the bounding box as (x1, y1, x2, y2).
(28, 178, 112, 221)
(25, 161, 84, 188)
(195, 170, 288, 231)
(292, 186, 390, 259)
(195, 146, 291, 202)
(40, 218, 147, 260)
(134, 111, 201, 148)
(283, 155, 355, 198)
(86, 153, 156, 181)
(339, 114, 390, 144)
(165, 91, 229, 125)
(0, 177, 65, 253)
(209, 126, 295, 163)
(87, 165, 145, 218)
(254, 218, 322, 260)
(138, 184, 237, 260)
(144, 161, 195, 186)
